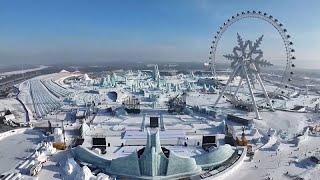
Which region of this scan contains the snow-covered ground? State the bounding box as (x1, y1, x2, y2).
(225, 136, 320, 180)
(0, 98, 27, 123)
(0, 129, 42, 174)
(0, 69, 319, 180)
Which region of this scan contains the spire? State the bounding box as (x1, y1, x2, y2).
(145, 130, 161, 153)
(146, 129, 151, 148)
(153, 130, 161, 151)
(153, 64, 160, 81)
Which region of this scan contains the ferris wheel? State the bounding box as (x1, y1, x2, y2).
(207, 11, 296, 119)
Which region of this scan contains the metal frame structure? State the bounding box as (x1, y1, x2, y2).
(207, 11, 295, 96)
(214, 34, 274, 119)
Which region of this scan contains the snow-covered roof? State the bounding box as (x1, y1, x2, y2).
(4, 114, 15, 121)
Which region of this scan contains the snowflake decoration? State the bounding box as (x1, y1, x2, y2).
(223, 33, 273, 84)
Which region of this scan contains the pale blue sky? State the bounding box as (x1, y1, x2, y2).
(0, 0, 319, 68)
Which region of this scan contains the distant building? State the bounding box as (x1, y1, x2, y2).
(76, 109, 88, 119)
(4, 114, 15, 121)
(197, 78, 219, 87)
(152, 64, 160, 81)
(224, 124, 236, 146)
(123, 96, 141, 114)
(168, 93, 187, 113)
(227, 114, 252, 126)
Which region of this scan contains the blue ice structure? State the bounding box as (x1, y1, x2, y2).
(72, 130, 235, 179)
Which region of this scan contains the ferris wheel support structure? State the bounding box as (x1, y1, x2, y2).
(209, 11, 296, 119)
(208, 10, 295, 95)
(214, 34, 277, 119)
